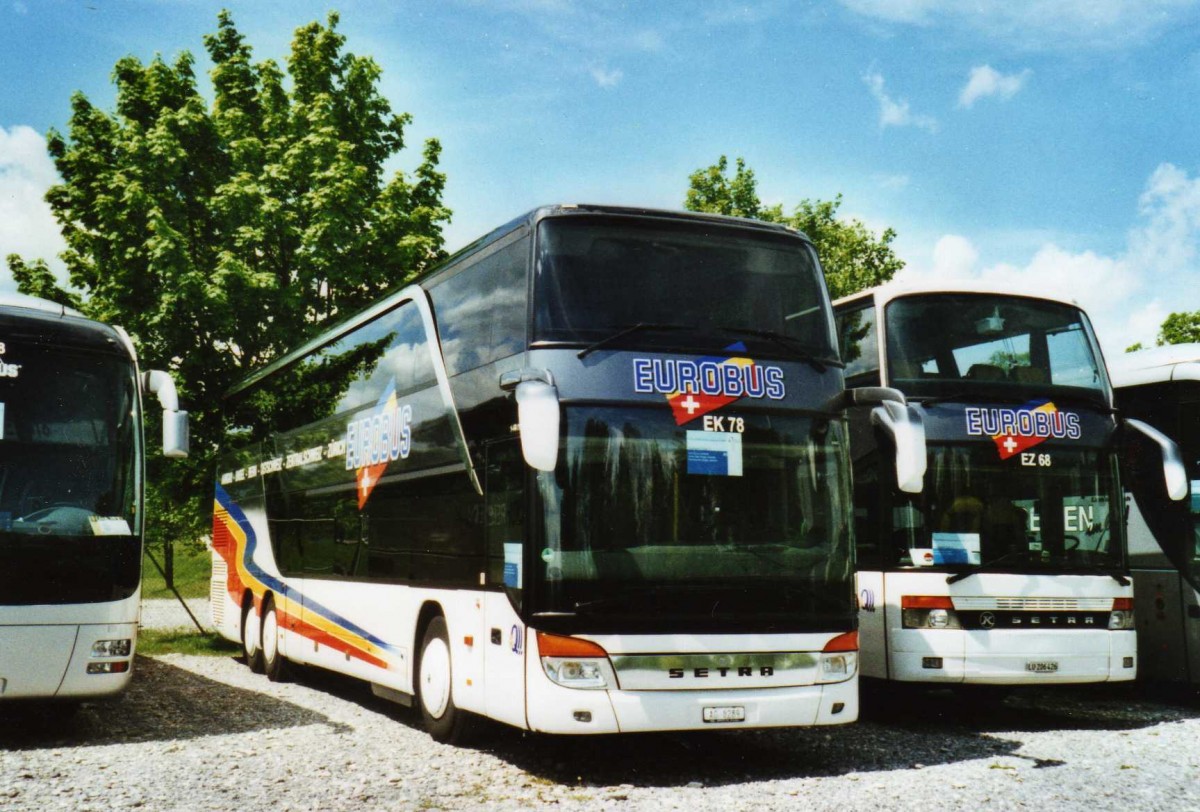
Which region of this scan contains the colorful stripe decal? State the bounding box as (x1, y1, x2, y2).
(213, 484, 401, 670)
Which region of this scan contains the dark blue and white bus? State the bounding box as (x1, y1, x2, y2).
(210, 205, 920, 741)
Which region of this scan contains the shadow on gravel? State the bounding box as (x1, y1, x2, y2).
(221, 661, 1200, 791)
(0, 655, 349, 751)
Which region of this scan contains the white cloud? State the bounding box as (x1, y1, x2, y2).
(863, 70, 938, 132)
(0, 125, 66, 293)
(874, 173, 911, 190)
(895, 162, 1200, 354)
(958, 65, 1032, 108)
(590, 66, 623, 88)
(840, 0, 1200, 50)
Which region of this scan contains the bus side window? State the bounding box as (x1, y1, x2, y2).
(431, 235, 530, 378)
(835, 305, 880, 386)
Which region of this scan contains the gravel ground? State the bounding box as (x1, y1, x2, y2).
(139, 599, 212, 632)
(1, 654, 1198, 811)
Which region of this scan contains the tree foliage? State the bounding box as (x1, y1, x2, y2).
(7, 11, 450, 547)
(1157, 312, 1200, 346)
(6, 254, 83, 310)
(685, 155, 904, 299)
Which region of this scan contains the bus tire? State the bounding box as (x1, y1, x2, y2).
(242, 599, 264, 674)
(262, 598, 291, 683)
(416, 616, 471, 744)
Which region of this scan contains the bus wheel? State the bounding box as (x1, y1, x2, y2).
(416, 616, 471, 743)
(262, 599, 290, 683)
(241, 600, 264, 674)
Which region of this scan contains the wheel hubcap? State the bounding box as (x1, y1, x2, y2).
(244, 608, 260, 657)
(263, 608, 278, 663)
(420, 638, 451, 719)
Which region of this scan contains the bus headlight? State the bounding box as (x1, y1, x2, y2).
(817, 652, 857, 683)
(901, 596, 962, 629)
(537, 632, 616, 690)
(817, 631, 858, 683)
(91, 639, 132, 657)
(1109, 598, 1135, 630)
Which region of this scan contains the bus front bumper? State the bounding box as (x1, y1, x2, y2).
(0, 622, 136, 700)
(526, 676, 857, 734)
(889, 629, 1137, 684)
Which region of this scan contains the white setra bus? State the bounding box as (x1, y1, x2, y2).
(1110, 343, 1200, 683)
(833, 282, 1184, 690)
(0, 293, 188, 708)
(209, 204, 923, 741)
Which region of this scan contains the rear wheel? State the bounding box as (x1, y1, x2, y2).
(262, 599, 290, 683)
(241, 599, 264, 674)
(416, 616, 471, 743)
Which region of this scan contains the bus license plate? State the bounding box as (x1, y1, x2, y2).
(703, 706, 746, 723)
(1025, 661, 1059, 673)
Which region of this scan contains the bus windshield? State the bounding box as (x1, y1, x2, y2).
(531, 406, 854, 632)
(885, 294, 1107, 404)
(890, 442, 1124, 573)
(533, 217, 837, 359)
(0, 347, 141, 604)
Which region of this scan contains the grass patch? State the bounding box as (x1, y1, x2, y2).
(137, 628, 239, 657)
(142, 545, 211, 599)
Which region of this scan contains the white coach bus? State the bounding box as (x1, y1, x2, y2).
(833, 283, 1184, 691)
(210, 204, 922, 741)
(1110, 344, 1200, 683)
(0, 293, 188, 708)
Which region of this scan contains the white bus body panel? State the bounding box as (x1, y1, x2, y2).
(859, 571, 1135, 684)
(0, 592, 139, 699)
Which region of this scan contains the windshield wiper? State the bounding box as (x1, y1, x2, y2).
(914, 391, 1032, 407)
(576, 322, 689, 359)
(1069, 566, 1130, 586)
(716, 326, 843, 372)
(945, 548, 1027, 584)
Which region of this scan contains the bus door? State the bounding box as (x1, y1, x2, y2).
(483, 440, 528, 727)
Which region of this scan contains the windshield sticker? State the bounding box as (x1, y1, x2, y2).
(345, 378, 413, 509)
(89, 516, 132, 536)
(930, 532, 982, 565)
(504, 542, 523, 588)
(633, 343, 785, 426)
(964, 401, 1081, 460)
(686, 430, 744, 477)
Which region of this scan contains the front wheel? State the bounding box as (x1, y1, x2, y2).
(262, 600, 290, 683)
(241, 600, 264, 674)
(416, 616, 472, 743)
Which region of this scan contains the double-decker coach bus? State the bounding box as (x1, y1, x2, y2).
(210, 204, 922, 741)
(1110, 344, 1200, 683)
(833, 283, 1184, 690)
(0, 293, 188, 708)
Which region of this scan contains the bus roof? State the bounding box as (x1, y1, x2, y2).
(833, 280, 1083, 311)
(0, 294, 133, 358)
(225, 204, 811, 400)
(1109, 343, 1200, 387)
(0, 292, 83, 318)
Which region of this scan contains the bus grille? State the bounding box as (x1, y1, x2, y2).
(952, 597, 1114, 611)
(210, 559, 227, 626)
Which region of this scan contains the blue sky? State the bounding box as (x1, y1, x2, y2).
(2, 0, 1200, 354)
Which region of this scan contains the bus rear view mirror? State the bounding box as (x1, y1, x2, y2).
(162, 410, 190, 458)
(500, 368, 560, 472)
(871, 400, 927, 494)
(1125, 418, 1187, 501)
(143, 369, 189, 458)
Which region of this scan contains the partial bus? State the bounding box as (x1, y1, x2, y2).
(0, 293, 188, 707)
(834, 283, 1183, 689)
(210, 204, 921, 740)
(1110, 344, 1200, 683)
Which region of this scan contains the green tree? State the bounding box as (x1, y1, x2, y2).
(8, 10, 450, 551)
(1125, 342, 1145, 353)
(1157, 312, 1200, 346)
(6, 254, 83, 310)
(685, 155, 904, 298)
